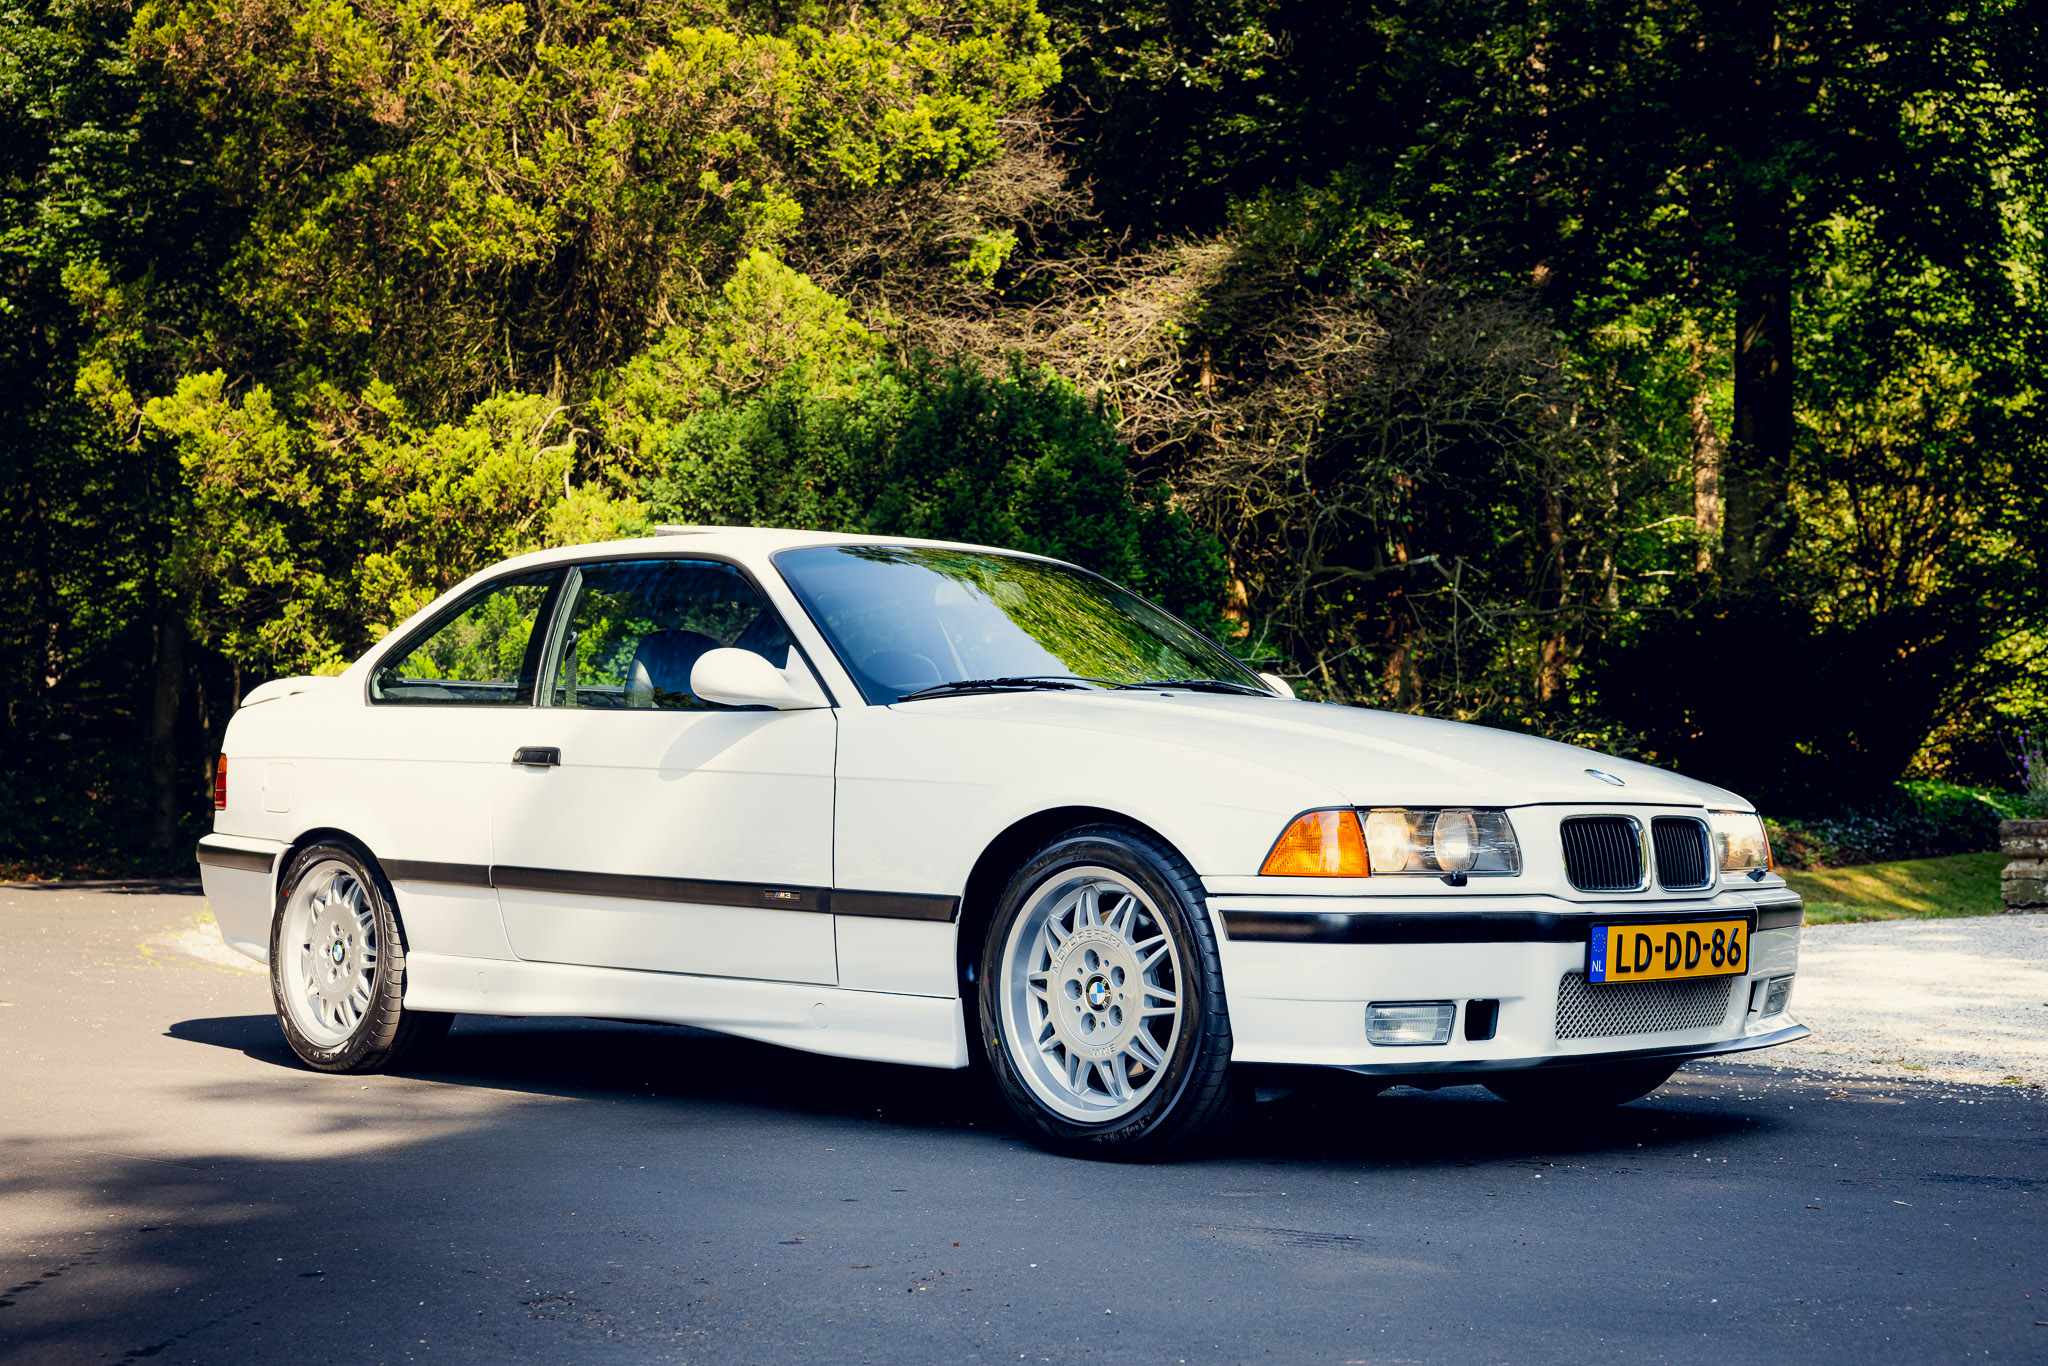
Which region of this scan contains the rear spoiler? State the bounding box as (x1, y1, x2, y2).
(240, 675, 340, 708)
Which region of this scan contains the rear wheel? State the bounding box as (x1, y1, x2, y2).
(270, 841, 450, 1073)
(978, 825, 1243, 1158)
(1484, 1059, 1680, 1110)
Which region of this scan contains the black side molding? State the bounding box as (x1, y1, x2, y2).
(1221, 905, 1764, 945)
(385, 860, 494, 888)
(1755, 901, 1804, 931)
(195, 838, 276, 875)
(830, 890, 960, 923)
(390, 861, 959, 923)
(493, 865, 830, 913)
(1223, 909, 1590, 945)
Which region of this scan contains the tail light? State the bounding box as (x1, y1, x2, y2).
(213, 756, 228, 810)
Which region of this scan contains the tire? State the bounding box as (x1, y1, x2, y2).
(269, 840, 451, 1073)
(1484, 1058, 1681, 1110)
(977, 824, 1244, 1158)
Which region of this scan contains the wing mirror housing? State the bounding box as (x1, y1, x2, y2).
(1259, 672, 1296, 700)
(690, 648, 830, 711)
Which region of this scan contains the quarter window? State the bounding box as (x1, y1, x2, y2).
(545, 559, 795, 710)
(369, 569, 560, 705)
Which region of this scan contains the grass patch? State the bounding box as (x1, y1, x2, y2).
(1783, 851, 2008, 924)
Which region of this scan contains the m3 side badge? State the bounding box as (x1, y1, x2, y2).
(1585, 769, 1626, 787)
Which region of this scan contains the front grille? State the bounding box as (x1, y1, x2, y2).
(1651, 817, 1712, 890)
(1555, 972, 1736, 1040)
(1560, 816, 1643, 891)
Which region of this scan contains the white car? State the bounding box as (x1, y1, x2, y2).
(199, 528, 1806, 1155)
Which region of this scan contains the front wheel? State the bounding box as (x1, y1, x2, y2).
(978, 825, 1243, 1158)
(1484, 1059, 1680, 1110)
(270, 841, 450, 1073)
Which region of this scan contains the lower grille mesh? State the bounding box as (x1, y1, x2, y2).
(1555, 972, 1736, 1040)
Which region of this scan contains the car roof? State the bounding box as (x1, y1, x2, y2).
(481, 526, 1060, 575)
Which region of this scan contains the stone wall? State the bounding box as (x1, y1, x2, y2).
(2001, 819, 2048, 911)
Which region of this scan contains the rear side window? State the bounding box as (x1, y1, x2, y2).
(369, 570, 561, 705)
(546, 559, 794, 710)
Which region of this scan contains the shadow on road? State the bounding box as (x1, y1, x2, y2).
(4, 878, 203, 896)
(165, 1012, 1763, 1167)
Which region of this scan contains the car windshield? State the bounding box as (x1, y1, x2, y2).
(772, 544, 1268, 705)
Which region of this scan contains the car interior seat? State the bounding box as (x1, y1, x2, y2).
(626, 629, 720, 708)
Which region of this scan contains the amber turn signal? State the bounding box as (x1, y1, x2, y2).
(213, 755, 227, 811)
(1260, 809, 1371, 877)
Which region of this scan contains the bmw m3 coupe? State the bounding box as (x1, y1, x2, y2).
(198, 528, 1805, 1155)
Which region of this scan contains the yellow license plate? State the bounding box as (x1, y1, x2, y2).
(1589, 919, 1749, 984)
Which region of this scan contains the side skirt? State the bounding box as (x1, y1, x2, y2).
(402, 952, 970, 1070)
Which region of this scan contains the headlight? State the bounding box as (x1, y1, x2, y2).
(1709, 809, 1772, 873)
(1260, 809, 1371, 877)
(1361, 808, 1521, 876)
(1259, 807, 1521, 877)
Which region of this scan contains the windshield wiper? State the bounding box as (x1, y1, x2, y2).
(896, 675, 1102, 702)
(1114, 678, 1271, 696)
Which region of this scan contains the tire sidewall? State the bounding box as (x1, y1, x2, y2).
(269, 840, 410, 1073)
(977, 827, 1228, 1152)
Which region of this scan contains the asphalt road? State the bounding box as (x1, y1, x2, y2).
(3, 884, 2044, 1366)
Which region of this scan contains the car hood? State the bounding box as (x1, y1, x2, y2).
(906, 691, 1751, 810)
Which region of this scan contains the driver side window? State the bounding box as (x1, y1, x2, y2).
(368, 569, 560, 705)
(545, 559, 794, 710)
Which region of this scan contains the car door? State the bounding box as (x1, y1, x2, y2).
(345, 566, 564, 958)
(489, 556, 839, 984)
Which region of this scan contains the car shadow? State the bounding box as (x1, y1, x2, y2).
(9, 877, 204, 896)
(168, 1012, 1769, 1166)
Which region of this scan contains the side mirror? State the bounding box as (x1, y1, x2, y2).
(690, 648, 829, 711)
(1258, 672, 1296, 700)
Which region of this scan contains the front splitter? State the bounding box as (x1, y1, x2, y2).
(1322, 1020, 1811, 1080)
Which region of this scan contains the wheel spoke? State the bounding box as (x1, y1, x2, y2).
(1128, 1028, 1169, 1071)
(1133, 934, 1170, 971)
(1106, 1053, 1133, 1101)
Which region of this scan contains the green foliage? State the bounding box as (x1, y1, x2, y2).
(593, 249, 882, 469)
(118, 0, 1056, 411)
(4, 0, 2046, 871)
(139, 370, 648, 676)
(1767, 781, 2043, 871)
(646, 355, 1229, 632)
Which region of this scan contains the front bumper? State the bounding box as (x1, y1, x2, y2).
(1324, 1020, 1810, 1080)
(1212, 890, 1804, 1072)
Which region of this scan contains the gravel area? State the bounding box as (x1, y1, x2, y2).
(1776, 912, 2048, 1089)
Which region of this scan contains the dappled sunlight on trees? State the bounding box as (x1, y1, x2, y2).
(1, 0, 2043, 868)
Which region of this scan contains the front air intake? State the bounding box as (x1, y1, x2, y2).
(1560, 816, 1643, 892)
(1651, 816, 1712, 890)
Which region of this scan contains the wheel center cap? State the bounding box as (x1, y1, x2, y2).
(1084, 975, 1111, 1010)
(331, 940, 347, 964)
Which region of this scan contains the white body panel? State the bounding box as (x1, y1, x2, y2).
(403, 952, 967, 1068)
(490, 708, 837, 981)
(203, 527, 1806, 1076)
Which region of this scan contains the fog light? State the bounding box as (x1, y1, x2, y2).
(1367, 1001, 1456, 1046)
(1762, 975, 1794, 1016)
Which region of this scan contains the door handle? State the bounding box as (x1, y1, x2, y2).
(512, 746, 561, 767)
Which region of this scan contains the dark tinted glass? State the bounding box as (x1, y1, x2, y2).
(369, 569, 560, 705)
(548, 559, 792, 710)
(773, 544, 1263, 705)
